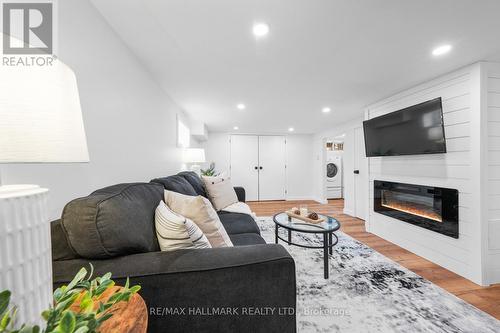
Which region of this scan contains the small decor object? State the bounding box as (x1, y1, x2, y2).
(291, 207, 301, 215)
(286, 209, 325, 224)
(201, 162, 218, 177)
(0, 265, 142, 333)
(299, 205, 308, 216)
(308, 212, 319, 220)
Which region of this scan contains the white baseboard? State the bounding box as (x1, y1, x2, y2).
(343, 208, 355, 217)
(488, 268, 500, 285)
(312, 197, 328, 204)
(284, 196, 328, 204)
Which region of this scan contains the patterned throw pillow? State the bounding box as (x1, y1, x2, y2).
(164, 190, 234, 248)
(155, 200, 211, 251)
(201, 175, 239, 211)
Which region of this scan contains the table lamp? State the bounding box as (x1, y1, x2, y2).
(0, 58, 89, 325)
(183, 148, 206, 176)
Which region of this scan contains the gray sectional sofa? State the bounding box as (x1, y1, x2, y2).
(51, 172, 296, 332)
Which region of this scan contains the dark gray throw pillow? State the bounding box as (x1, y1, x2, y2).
(61, 183, 163, 259)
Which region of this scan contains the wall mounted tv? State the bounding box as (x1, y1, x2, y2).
(363, 97, 446, 157)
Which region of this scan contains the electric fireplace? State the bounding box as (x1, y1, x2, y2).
(374, 180, 459, 238)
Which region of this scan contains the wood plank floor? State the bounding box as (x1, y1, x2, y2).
(247, 199, 500, 320)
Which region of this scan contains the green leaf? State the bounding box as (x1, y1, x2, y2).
(57, 311, 76, 333)
(53, 287, 65, 302)
(41, 310, 51, 321)
(88, 263, 94, 280)
(0, 290, 11, 316)
(55, 293, 79, 313)
(94, 280, 114, 297)
(73, 327, 89, 333)
(100, 273, 111, 281)
(66, 268, 87, 291)
(18, 325, 39, 333)
(1, 309, 11, 329)
(124, 278, 130, 290)
(129, 285, 141, 294)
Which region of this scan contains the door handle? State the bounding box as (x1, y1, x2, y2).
(259, 166, 263, 170)
(254, 166, 258, 170)
(354, 170, 360, 174)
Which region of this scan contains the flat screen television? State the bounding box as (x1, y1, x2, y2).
(363, 97, 446, 157)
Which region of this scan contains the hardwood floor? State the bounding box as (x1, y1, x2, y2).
(247, 199, 500, 320)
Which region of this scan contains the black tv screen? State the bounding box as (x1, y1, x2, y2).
(363, 97, 446, 157)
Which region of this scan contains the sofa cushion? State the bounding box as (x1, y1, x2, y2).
(202, 175, 239, 211)
(151, 175, 197, 196)
(178, 171, 207, 197)
(155, 200, 211, 251)
(218, 212, 261, 235)
(51, 220, 78, 260)
(164, 190, 233, 248)
(229, 233, 267, 246)
(61, 183, 163, 259)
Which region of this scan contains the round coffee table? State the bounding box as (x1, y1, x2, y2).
(273, 212, 340, 279)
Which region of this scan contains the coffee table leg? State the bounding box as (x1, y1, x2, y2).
(323, 233, 329, 279)
(275, 225, 278, 244)
(288, 229, 292, 243)
(329, 232, 333, 255)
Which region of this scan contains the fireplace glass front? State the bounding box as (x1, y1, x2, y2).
(374, 180, 458, 238)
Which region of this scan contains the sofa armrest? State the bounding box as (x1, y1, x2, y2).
(234, 186, 246, 202)
(53, 244, 296, 332)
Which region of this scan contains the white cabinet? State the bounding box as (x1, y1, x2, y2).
(229, 135, 259, 201)
(230, 135, 286, 201)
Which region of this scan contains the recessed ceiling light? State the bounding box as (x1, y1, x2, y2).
(236, 103, 246, 110)
(233, 126, 239, 130)
(253, 23, 269, 37)
(288, 127, 295, 132)
(432, 44, 452, 56)
(322, 107, 331, 113)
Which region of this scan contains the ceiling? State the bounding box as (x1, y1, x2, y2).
(90, 0, 500, 134)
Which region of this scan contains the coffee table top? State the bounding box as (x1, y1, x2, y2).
(273, 212, 340, 233)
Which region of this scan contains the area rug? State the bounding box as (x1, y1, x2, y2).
(257, 217, 500, 333)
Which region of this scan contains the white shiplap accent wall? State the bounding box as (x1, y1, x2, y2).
(485, 62, 500, 284)
(365, 64, 486, 285)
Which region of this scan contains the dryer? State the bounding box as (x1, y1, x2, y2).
(325, 153, 343, 199)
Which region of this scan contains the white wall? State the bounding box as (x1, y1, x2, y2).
(203, 133, 314, 200)
(203, 132, 231, 175)
(485, 62, 500, 284)
(365, 63, 487, 285)
(313, 117, 365, 212)
(0, 0, 186, 219)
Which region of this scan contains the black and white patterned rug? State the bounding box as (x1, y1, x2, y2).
(257, 217, 500, 333)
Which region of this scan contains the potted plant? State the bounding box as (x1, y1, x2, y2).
(0, 265, 140, 333)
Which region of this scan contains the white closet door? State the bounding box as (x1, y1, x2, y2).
(258, 136, 286, 200)
(230, 135, 259, 201)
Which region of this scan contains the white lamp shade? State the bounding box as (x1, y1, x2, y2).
(0, 58, 89, 163)
(183, 148, 206, 163)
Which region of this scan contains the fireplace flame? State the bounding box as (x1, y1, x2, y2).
(381, 202, 442, 223)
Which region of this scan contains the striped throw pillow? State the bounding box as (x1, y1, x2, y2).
(155, 201, 211, 251)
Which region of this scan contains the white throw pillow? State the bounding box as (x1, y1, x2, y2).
(202, 175, 239, 211)
(164, 190, 233, 248)
(155, 201, 211, 251)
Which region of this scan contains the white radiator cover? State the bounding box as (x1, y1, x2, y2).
(0, 185, 52, 326)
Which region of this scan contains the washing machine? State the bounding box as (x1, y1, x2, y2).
(326, 153, 343, 199)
